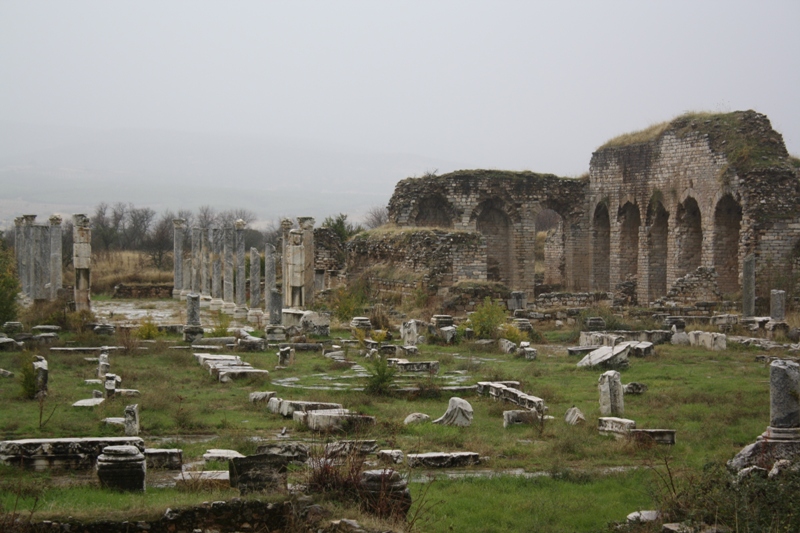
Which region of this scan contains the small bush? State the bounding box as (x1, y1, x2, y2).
(0, 241, 19, 325)
(364, 357, 396, 396)
(470, 297, 507, 339)
(498, 323, 527, 345)
(135, 315, 161, 340)
(209, 312, 231, 338)
(18, 356, 36, 400)
(369, 304, 391, 331)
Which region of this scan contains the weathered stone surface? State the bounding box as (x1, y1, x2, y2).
(598, 370, 624, 416)
(229, 453, 289, 494)
(400, 319, 428, 345)
(598, 416, 636, 437)
(325, 440, 378, 457)
(203, 448, 244, 464)
(145, 448, 183, 469)
(577, 344, 630, 370)
(769, 359, 800, 428)
(306, 409, 376, 431)
(254, 441, 309, 463)
(279, 400, 343, 418)
(406, 452, 480, 468)
(359, 469, 412, 518)
(432, 397, 473, 427)
(377, 449, 405, 464)
(498, 338, 517, 354)
(503, 409, 538, 428)
(250, 391, 277, 404)
(96, 445, 146, 492)
(623, 382, 648, 395)
(565, 406, 586, 425)
(0, 437, 144, 471)
(403, 412, 431, 425)
(124, 404, 139, 436)
(771, 289, 787, 321)
(300, 311, 330, 336)
(742, 254, 755, 317)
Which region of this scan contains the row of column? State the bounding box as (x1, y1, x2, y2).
(173, 219, 285, 324)
(13, 214, 63, 301)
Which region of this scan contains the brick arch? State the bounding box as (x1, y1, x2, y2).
(714, 194, 742, 295)
(646, 199, 669, 301)
(592, 202, 611, 291)
(472, 198, 514, 285)
(413, 194, 455, 228)
(676, 196, 703, 277)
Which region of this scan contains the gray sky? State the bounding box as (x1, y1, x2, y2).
(1, 1, 798, 181)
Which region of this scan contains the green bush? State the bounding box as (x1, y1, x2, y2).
(136, 315, 161, 340)
(18, 356, 36, 400)
(498, 323, 527, 344)
(364, 356, 396, 395)
(470, 297, 507, 339)
(0, 239, 19, 325)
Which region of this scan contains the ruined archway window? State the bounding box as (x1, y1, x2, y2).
(646, 200, 669, 301)
(536, 209, 565, 287)
(477, 205, 512, 284)
(713, 194, 742, 295)
(618, 202, 641, 281)
(593, 203, 610, 291)
(414, 195, 453, 228)
(676, 197, 702, 277)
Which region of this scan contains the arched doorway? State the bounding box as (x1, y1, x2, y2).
(415, 195, 453, 228)
(618, 202, 641, 281)
(713, 195, 742, 295)
(593, 203, 610, 291)
(676, 197, 702, 277)
(476, 202, 513, 285)
(535, 208, 564, 287)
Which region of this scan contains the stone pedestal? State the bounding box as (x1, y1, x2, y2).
(96, 445, 146, 491)
(598, 370, 624, 416)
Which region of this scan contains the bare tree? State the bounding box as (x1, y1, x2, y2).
(126, 206, 156, 250)
(217, 208, 257, 227)
(363, 205, 389, 229)
(196, 205, 217, 229)
(143, 210, 174, 269)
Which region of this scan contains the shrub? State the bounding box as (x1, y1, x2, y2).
(498, 323, 527, 345)
(18, 356, 36, 400)
(470, 297, 507, 339)
(135, 315, 161, 340)
(364, 356, 396, 396)
(209, 311, 231, 337)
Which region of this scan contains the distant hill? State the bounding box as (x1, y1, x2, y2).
(0, 122, 461, 228)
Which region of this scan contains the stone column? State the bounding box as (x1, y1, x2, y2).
(191, 227, 201, 294)
(73, 214, 92, 312)
(200, 228, 211, 307)
(49, 215, 63, 300)
(769, 360, 800, 430)
(210, 228, 223, 311)
(22, 215, 37, 299)
(771, 290, 786, 322)
(280, 218, 294, 307)
(13, 217, 24, 297)
(299, 217, 315, 307)
(183, 293, 204, 342)
(598, 370, 624, 416)
(222, 227, 236, 314)
(247, 247, 264, 324)
(172, 219, 186, 299)
(265, 243, 281, 325)
(234, 220, 248, 319)
(742, 254, 755, 317)
(33, 224, 48, 301)
(181, 253, 191, 297)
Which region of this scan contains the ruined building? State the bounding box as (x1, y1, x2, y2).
(374, 111, 800, 305)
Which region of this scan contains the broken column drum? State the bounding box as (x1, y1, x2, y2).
(96, 445, 146, 492)
(73, 214, 92, 312)
(172, 219, 185, 300)
(598, 370, 624, 416)
(222, 227, 235, 313)
(49, 215, 62, 300)
(234, 220, 248, 318)
(184, 293, 204, 342)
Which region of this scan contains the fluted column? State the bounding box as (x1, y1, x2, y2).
(172, 219, 186, 299)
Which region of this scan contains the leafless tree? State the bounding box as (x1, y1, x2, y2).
(363, 205, 389, 229)
(196, 205, 217, 229)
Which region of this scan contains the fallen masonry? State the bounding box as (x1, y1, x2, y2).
(406, 452, 481, 468)
(0, 437, 145, 470)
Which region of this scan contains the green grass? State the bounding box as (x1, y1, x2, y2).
(0, 325, 781, 529)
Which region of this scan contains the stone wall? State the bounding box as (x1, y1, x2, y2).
(314, 227, 346, 291)
(543, 221, 565, 286)
(386, 111, 800, 306)
(346, 228, 486, 297)
(112, 284, 173, 299)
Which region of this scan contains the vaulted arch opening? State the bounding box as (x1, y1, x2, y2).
(535, 208, 565, 287)
(414, 195, 453, 228)
(646, 200, 669, 301)
(592, 203, 610, 291)
(476, 203, 512, 284)
(713, 194, 742, 295)
(618, 202, 641, 281)
(676, 197, 702, 277)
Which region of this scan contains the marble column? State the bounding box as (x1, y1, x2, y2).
(265, 243, 280, 325)
(299, 217, 315, 308)
(742, 254, 755, 318)
(13, 217, 24, 297)
(33, 224, 49, 301)
(598, 370, 624, 416)
(771, 290, 786, 322)
(234, 220, 248, 319)
(49, 215, 62, 300)
(191, 227, 201, 294)
(181, 253, 191, 297)
(222, 227, 235, 314)
(247, 246, 264, 324)
(22, 215, 37, 298)
(280, 219, 294, 309)
(210, 228, 223, 311)
(172, 219, 186, 299)
(200, 228, 211, 307)
(73, 214, 92, 312)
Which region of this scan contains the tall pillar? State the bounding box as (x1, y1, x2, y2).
(299, 217, 315, 308)
(13, 217, 24, 298)
(247, 246, 263, 324)
(209, 228, 223, 311)
(181, 253, 191, 297)
(742, 254, 755, 318)
(233, 220, 248, 319)
(200, 228, 211, 307)
(191, 227, 201, 294)
(172, 219, 186, 299)
(222, 226, 235, 314)
(265, 243, 280, 325)
(22, 215, 37, 299)
(33, 224, 49, 301)
(280, 219, 294, 309)
(49, 215, 62, 300)
(73, 214, 92, 312)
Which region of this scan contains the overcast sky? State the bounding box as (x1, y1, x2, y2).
(2, 1, 799, 178)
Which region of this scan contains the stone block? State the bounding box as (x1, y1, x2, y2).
(432, 397, 474, 427)
(598, 416, 636, 437)
(406, 452, 480, 468)
(96, 445, 146, 492)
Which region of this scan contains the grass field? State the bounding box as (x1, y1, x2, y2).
(0, 316, 780, 531)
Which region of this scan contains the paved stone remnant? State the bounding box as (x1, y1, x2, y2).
(248, 247, 264, 324)
(124, 404, 140, 436)
(565, 406, 586, 425)
(406, 452, 480, 468)
(599, 370, 624, 416)
(432, 397, 473, 427)
(73, 214, 92, 311)
(172, 219, 185, 300)
(96, 445, 146, 492)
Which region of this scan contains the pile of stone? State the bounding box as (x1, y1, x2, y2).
(194, 352, 269, 382)
(267, 397, 375, 431)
